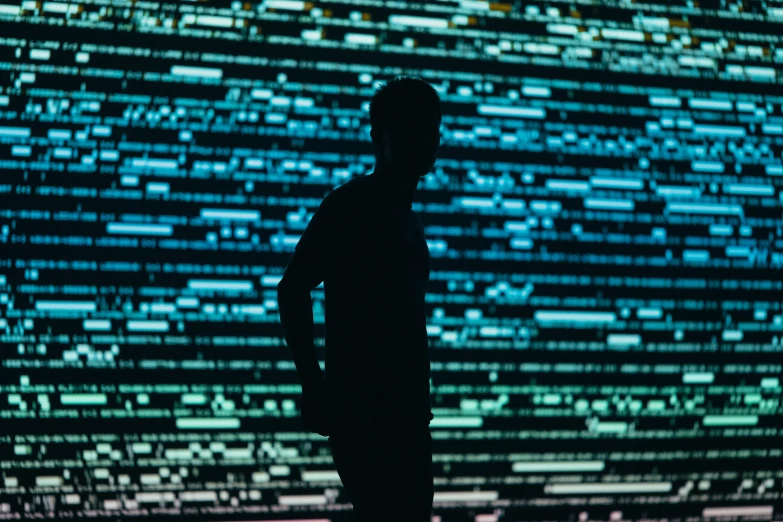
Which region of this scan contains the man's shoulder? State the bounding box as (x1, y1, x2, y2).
(330, 174, 372, 197)
(324, 175, 374, 210)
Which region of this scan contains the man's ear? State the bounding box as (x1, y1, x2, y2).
(370, 129, 382, 155)
(382, 131, 394, 164)
(370, 129, 392, 161)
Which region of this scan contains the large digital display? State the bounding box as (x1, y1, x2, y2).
(3, 1, 783, 520)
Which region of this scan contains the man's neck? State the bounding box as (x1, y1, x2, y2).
(371, 165, 419, 208)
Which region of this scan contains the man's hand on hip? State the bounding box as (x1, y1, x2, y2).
(301, 387, 333, 437)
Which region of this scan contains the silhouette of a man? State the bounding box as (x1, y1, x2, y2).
(277, 76, 441, 521)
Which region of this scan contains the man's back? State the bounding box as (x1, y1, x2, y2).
(312, 172, 433, 423)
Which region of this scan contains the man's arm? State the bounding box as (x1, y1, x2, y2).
(276, 195, 335, 395)
(277, 282, 324, 395)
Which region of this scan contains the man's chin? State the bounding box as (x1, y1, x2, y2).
(386, 160, 435, 178)
(406, 164, 435, 177)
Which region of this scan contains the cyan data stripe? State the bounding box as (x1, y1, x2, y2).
(649, 96, 681, 107)
(656, 186, 701, 197)
(106, 223, 173, 236)
(512, 461, 605, 473)
(689, 99, 733, 111)
(181, 394, 208, 405)
(683, 250, 710, 262)
(709, 224, 733, 236)
(521, 86, 551, 97)
(477, 105, 546, 119)
(83, 320, 111, 331)
(691, 161, 724, 172)
(666, 203, 743, 215)
(545, 483, 672, 494)
(589, 177, 644, 189)
(547, 180, 590, 191)
(126, 320, 170, 332)
(175, 418, 241, 429)
(0, 126, 31, 137)
(130, 158, 179, 170)
(61, 394, 108, 405)
(683, 373, 715, 384)
(534, 311, 616, 323)
(595, 422, 628, 433)
(584, 198, 634, 211)
(607, 334, 641, 346)
(200, 209, 261, 220)
(726, 246, 752, 257)
(35, 301, 96, 312)
(170, 65, 223, 79)
(146, 183, 170, 193)
(187, 280, 253, 291)
(692, 124, 746, 136)
(429, 417, 484, 428)
(724, 184, 775, 196)
(175, 297, 200, 308)
(703, 415, 759, 427)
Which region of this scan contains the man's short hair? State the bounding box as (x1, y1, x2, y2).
(369, 76, 442, 145)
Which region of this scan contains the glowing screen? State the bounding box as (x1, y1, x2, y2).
(3, 0, 783, 520)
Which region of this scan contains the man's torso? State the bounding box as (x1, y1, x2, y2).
(323, 174, 433, 422)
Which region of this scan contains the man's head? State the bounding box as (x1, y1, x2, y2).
(370, 76, 442, 178)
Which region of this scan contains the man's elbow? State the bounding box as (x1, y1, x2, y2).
(277, 279, 309, 298)
(277, 279, 293, 296)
